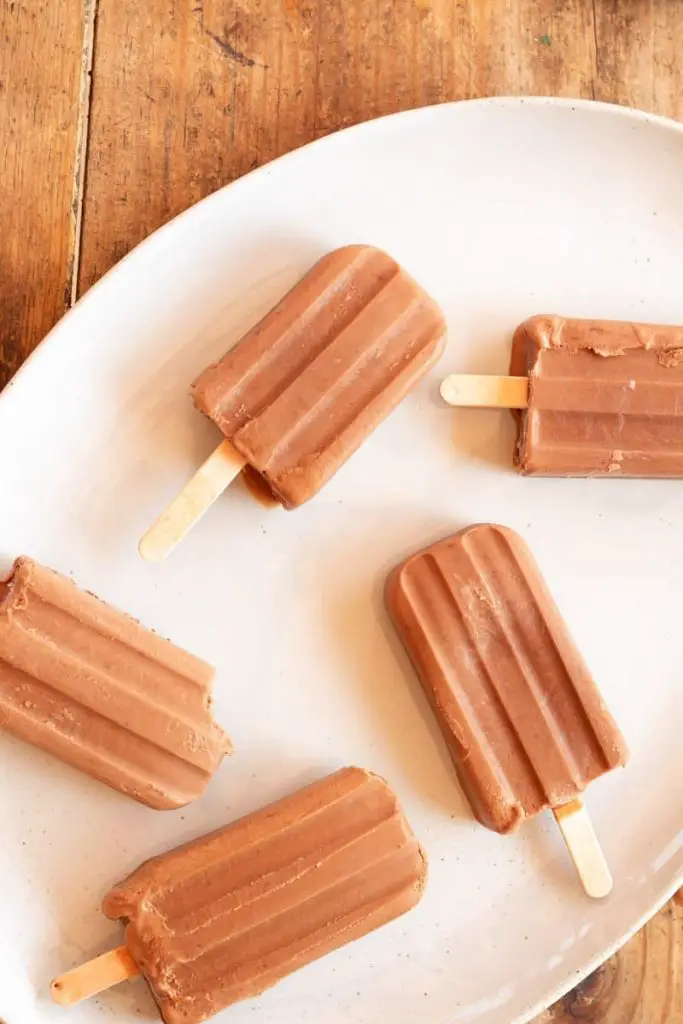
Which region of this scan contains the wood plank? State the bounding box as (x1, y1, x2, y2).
(78, 0, 598, 293)
(0, 0, 85, 385)
(593, 0, 683, 120)
(79, 0, 310, 292)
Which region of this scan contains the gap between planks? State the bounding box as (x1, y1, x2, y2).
(66, 0, 99, 308)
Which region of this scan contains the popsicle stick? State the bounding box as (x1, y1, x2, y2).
(51, 946, 139, 1006)
(553, 798, 613, 899)
(139, 440, 247, 562)
(439, 374, 529, 409)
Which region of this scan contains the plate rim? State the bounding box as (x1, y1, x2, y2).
(8, 95, 683, 399)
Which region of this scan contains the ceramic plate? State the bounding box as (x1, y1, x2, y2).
(2, 98, 683, 1024)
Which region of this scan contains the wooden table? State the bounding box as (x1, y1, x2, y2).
(2, 2, 682, 1019)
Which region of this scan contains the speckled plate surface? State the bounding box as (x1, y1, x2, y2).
(1, 98, 683, 1024)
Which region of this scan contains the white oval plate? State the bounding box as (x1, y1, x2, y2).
(2, 98, 683, 1024)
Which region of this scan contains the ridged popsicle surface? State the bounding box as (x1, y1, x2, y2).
(511, 314, 683, 476)
(104, 766, 426, 1024)
(387, 525, 628, 833)
(0, 558, 231, 809)
(192, 246, 446, 508)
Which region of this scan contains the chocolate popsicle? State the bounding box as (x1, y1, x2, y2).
(51, 767, 427, 1022)
(0, 557, 231, 809)
(386, 524, 628, 896)
(440, 314, 683, 475)
(140, 245, 446, 560)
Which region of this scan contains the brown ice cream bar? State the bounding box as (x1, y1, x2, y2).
(192, 245, 446, 508)
(100, 767, 426, 1023)
(0, 557, 231, 809)
(512, 315, 683, 475)
(386, 524, 628, 835)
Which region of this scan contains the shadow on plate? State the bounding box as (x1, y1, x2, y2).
(437, 323, 520, 473)
(319, 512, 473, 819)
(80, 234, 326, 557)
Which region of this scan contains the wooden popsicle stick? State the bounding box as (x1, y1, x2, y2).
(139, 440, 247, 562)
(51, 946, 139, 1006)
(553, 798, 613, 899)
(439, 374, 529, 409)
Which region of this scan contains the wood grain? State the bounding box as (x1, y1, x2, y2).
(537, 898, 683, 1022)
(0, 0, 84, 385)
(78, 0, 683, 296)
(78, 0, 600, 293)
(3, 0, 683, 1018)
(594, 0, 683, 120)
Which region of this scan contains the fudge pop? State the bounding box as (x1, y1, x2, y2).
(140, 245, 446, 560)
(0, 557, 231, 809)
(386, 524, 628, 897)
(51, 767, 427, 1022)
(440, 314, 683, 475)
